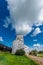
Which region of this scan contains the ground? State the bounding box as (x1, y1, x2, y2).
(27, 55, 43, 65)
(38, 53, 43, 57)
(0, 52, 39, 65)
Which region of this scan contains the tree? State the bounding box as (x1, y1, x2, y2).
(29, 50, 38, 56)
(15, 49, 25, 56)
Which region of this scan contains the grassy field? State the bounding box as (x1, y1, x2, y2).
(0, 52, 39, 65)
(38, 53, 43, 57)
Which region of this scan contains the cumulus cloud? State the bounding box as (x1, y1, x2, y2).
(35, 8, 43, 26)
(15, 23, 32, 35)
(33, 43, 43, 51)
(32, 27, 41, 36)
(5, 0, 43, 35)
(33, 43, 43, 47)
(3, 17, 11, 28)
(33, 43, 41, 47)
(38, 9, 43, 21)
(33, 39, 37, 42)
(0, 37, 3, 41)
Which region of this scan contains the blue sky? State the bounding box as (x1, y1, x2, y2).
(0, 0, 43, 50)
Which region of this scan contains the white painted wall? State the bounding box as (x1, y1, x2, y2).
(24, 45, 30, 55)
(12, 35, 30, 54)
(12, 35, 24, 54)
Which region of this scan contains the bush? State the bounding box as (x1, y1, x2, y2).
(29, 50, 38, 56)
(15, 49, 25, 56)
(38, 51, 43, 54)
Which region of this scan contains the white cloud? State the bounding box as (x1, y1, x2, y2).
(38, 9, 43, 21)
(4, 0, 43, 35)
(33, 43, 41, 47)
(0, 37, 3, 42)
(15, 23, 32, 35)
(33, 43, 43, 51)
(32, 28, 41, 36)
(33, 39, 37, 42)
(35, 8, 43, 26)
(33, 43, 43, 47)
(3, 17, 11, 28)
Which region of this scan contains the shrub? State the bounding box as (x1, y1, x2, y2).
(38, 51, 43, 54)
(29, 50, 38, 56)
(15, 49, 25, 56)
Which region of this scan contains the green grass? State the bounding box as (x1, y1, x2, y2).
(0, 52, 39, 65)
(38, 53, 43, 57)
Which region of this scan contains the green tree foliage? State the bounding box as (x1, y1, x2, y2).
(15, 49, 25, 56)
(29, 50, 38, 56)
(38, 51, 43, 54)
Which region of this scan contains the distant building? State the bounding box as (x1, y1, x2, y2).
(12, 35, 29, 54)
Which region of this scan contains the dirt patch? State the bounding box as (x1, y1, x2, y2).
(27, 55, 43, 65)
